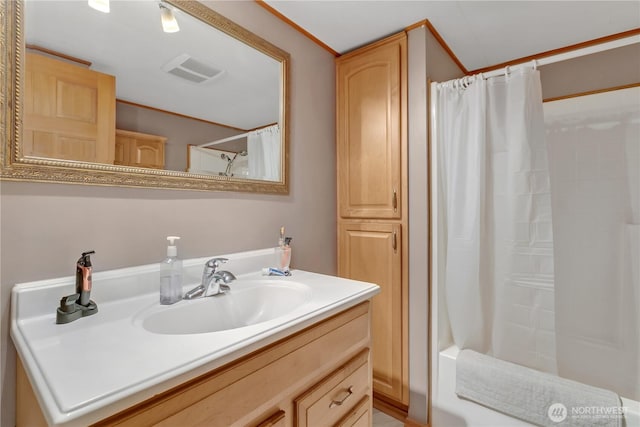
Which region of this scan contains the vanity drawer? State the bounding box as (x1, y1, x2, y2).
(255, 409, 286, 427)
(336, 396, 371, 427)
(294, 349, 370, 427)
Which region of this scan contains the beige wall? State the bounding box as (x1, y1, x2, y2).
(116, 102, 246, 172)
(407, 25, 466, 425)
(540, 43, 640, 100)
(0, 1, 336, 425)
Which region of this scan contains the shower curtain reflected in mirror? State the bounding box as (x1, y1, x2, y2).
(248, 124, 281, 181)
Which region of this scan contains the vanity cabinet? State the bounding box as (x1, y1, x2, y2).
(17, 302, 372, 427)
(114, 129, 166, 169)
(23, 52, 116, 164)
(336, 32, 409, 410)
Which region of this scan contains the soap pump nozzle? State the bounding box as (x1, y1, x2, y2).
(76, 250, 95, 306)
(166, 236, 180, 257)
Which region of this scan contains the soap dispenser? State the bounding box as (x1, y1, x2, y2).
(160, 236, 183, 305)
(76, 250, 95, 306)
(56, 250, 98, 324)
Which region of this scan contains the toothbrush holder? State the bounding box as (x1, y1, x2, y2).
(275, 246, 292, 271)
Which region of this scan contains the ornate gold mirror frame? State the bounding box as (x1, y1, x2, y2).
(0, 0, 289, 193)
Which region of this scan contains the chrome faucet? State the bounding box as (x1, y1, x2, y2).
(183, 258, 237, 300)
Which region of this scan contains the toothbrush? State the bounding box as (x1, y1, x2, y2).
(279, 226, 285, 247)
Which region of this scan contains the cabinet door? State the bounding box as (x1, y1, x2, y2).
(336, 34, 405, 219)
(338, 222, 404, 402)
(130, 139, 165, 169)
(115, 130, 166, 169)
(114, 137, 129, 166)
(23, 52, 115, 164)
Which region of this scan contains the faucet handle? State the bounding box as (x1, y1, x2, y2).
(205, 257, 228, 271)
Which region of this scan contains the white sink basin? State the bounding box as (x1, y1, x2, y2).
(136, 280, 312, 335)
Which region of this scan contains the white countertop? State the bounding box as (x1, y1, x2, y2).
(11, 248, 379, 427)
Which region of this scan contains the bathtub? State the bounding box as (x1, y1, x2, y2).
(431, 346, 640, 427)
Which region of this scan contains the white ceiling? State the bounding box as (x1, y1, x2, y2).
(263, 1, 640, 71)
(25, 0, 281, 130)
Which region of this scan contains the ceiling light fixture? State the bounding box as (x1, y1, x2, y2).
(159, 3, 180, 33)
(88, 0, 109, 13)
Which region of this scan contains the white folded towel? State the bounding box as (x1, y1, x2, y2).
(456, 349, 623, 426)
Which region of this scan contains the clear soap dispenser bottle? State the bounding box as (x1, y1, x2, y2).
(160, 236, 183, 305)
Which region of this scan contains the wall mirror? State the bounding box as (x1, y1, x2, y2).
(0, 0, 289, 193)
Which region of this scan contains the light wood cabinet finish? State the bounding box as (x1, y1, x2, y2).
(336, 397, 371, 427)
(23, 52, 116, 164)
(337, 34, 405, 220)
(255, 410, 286, 427)
(336, 32, 408, 410)
(114, 129, 166, 169)
(17, 303, 372, 427)
(338, 222, 404, 402)
(294, 349, 370, 427)
(16, 358, 48, 427)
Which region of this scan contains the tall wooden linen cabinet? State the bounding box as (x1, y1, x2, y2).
(336, 32, 408, 409)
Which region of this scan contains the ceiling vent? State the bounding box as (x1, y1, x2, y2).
(161, 54, 224, 84)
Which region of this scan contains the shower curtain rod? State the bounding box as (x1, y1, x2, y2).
(439, 34, 640, 85)
(197, 131, 252, 148)
(198, 123, 279, 148)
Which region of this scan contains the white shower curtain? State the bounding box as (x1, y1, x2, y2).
(248, 124, 281, 181)
(437, 76, 489, 353)
(437, 69, 554, 371)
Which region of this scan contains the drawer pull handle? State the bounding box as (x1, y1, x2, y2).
(392, 231, 397, 251)
(329, 386, 354, 408)
(392, 189, 398, 211)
